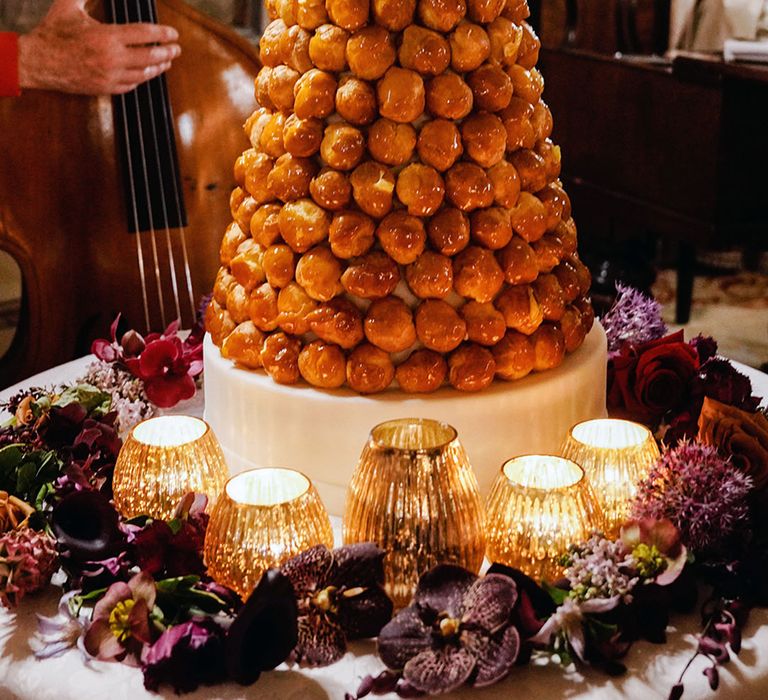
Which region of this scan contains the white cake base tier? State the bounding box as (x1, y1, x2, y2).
(204, 323, 608, 515)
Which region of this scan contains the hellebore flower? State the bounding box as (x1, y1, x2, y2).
(141, 618, 227, 693)
(378, 564, 521, 694)
(530, 595, 620, 663)
(280, 543, 393, 667)
(83, 571, 157, 662)
(620, 518, 687, 586)
(30, 590, 88, 659)
(225, 569, 298, 685)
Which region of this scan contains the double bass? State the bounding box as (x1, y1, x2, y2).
(0, 0, 261, 386)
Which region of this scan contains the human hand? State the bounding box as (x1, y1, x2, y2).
(17, 0, 181, 95)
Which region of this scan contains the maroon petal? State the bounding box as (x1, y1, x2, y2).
(93, 581, 132, 620)
(413, 564, 477, 618)
(92, 339, 119, 363)
(128, 598, 152, 645)
(378, 606, 432, 670)
(291, 609, 346, 667)
(139, 339, 180, 376)
(465, 625, 520, 687)
(144, 374, 196, 409)
(461, 574, 518, 633)
(403, 645, 475, 694)
(84, 619, 125, 661)
(330, 542, 387, 588)
(281, 544, 333, 596)
(337, 586, 393, 640)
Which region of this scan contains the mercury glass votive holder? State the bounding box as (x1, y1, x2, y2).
(343, 418, 486, 608)
(485, 455, 604, 583)
(113, 415, 228, 520)
(561, 419, 660, 536)
(204, 468, 333, 599)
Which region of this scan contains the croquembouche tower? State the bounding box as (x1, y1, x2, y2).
(203, 0, 608, 511)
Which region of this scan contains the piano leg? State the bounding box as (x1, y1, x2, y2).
(676, 241, 695, 324)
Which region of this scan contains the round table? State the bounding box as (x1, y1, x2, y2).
(1, 356, 768, 700)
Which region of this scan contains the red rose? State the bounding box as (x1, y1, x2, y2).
(608, 330, 699, 424)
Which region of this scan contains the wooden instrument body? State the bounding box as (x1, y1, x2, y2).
(0, 0, 259, 385)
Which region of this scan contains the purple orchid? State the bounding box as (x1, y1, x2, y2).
(280, 543, 393, 667)
(378, 564, 521, 694)
(83, 571, 157, 663)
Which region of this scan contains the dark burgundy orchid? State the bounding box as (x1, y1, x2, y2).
(92, 315, 204, 409)
(279, 543, 393, 667)
(225, 569, 298, 685)
(141, 618, 227, 693)
(378, 564, 521, 694)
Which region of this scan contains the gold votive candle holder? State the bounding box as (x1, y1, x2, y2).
(343, 418, 486, 608)
(204, 468, 333, 599)
(113, 415, 228, 520)
(485, 455, 603, 583)
(561, 418, 660, 536)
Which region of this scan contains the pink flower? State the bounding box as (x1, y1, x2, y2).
(83, 571, 156, 663)
(620, 518, 687, 586)
(0, 528, 58, 607)
(92, 315, 203, 409)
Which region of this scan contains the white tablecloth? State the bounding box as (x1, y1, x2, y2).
(1, 357, 768, 700)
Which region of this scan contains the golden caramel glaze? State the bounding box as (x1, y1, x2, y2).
(395, 348, 448, 393)
(448, 343, 496, 391)
(208, 0, 595, 393)
(222, 321, 265, 369)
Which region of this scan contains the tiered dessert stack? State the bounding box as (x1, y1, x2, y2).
(206, 0, 595, 394)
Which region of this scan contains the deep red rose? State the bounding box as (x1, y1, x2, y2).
(608, 331, 699, 424)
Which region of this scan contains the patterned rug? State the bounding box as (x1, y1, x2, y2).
(653, 269, 768, 371)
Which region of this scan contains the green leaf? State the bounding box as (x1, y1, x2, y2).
(54, 384, 112, 416)
(0, 444, 23, 482)
(155, 576, 231, 615)
(543, 581, 569, 606)
(15, 461, 37, 497)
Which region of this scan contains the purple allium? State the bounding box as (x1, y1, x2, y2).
(601, 283, 667, 357)
(280, 543, 393, 667)
(378, 564, 521, 694)
(141, 618, 227, 693)
(632, 441, 752, 553)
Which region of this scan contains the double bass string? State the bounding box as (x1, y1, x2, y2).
(136, 0, 183, 326)
(121, 0, 168, 330)
(147, 0, 196, 322)
(109, 0, 151, 333)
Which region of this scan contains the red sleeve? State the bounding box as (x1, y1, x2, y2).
(0, 32, 20, 97)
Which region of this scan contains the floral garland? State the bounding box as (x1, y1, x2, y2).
(0, 288, 766, 699)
